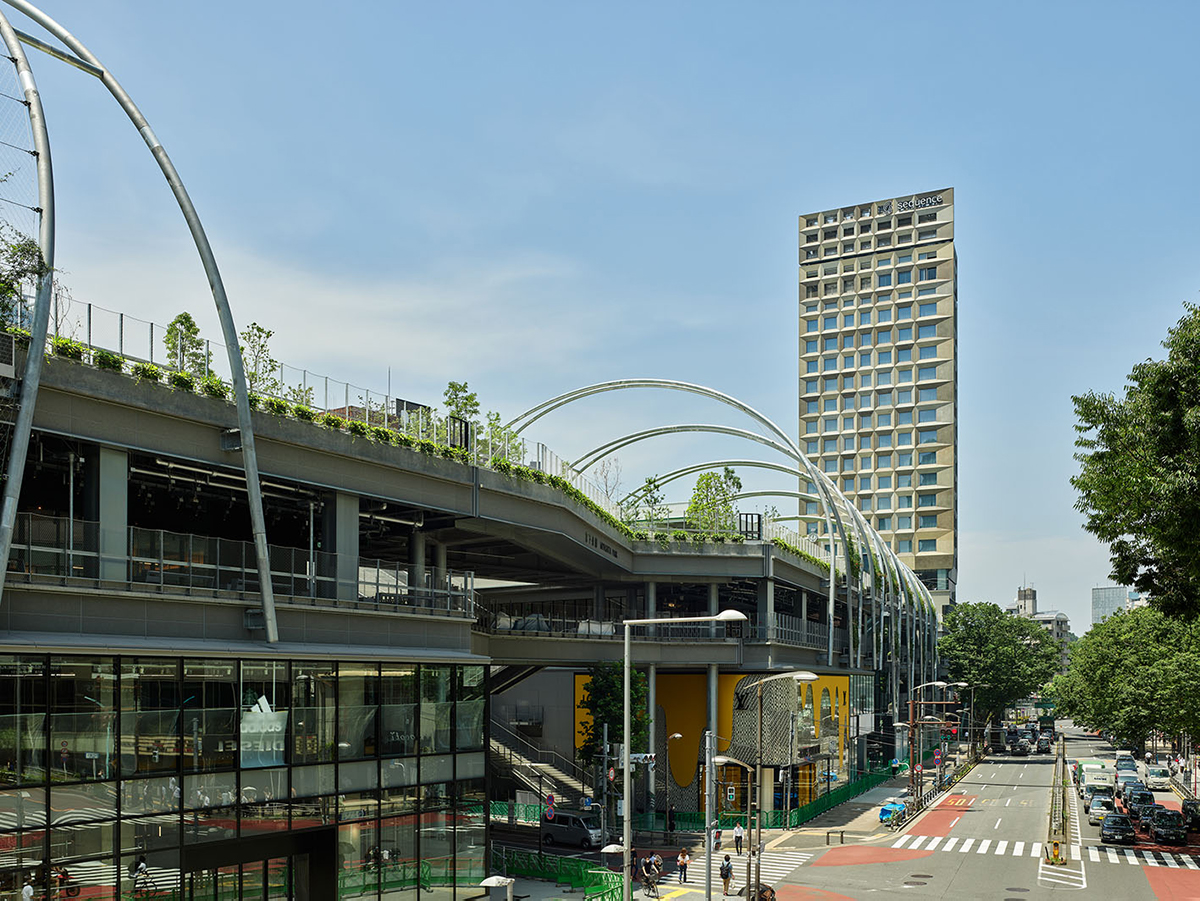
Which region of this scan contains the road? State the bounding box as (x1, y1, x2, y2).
(758, 723, 1200, 899)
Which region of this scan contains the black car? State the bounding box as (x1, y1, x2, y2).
(1181, 799, 1200, 830)
(1126, 791, 1157, 825)
(1012, 739, 1030, 756)
(1149, 809, 1188, 844)
(1100, 813, 1137, 845)
(1036, 736, 1051, 753)
(1117, 779, 1146, 801)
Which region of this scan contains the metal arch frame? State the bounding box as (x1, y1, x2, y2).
(0, 1, 279, 640)
(573, 424, 797, 472)
(0, 9, 53, 610)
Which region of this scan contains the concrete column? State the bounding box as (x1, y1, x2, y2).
(707, 663, 718, 750)
(97, 446, 127, 582)
(433, 539, 448, 594)
(409, 529, 426, 596)
(709, 582, 719, 639)
(334, 492, 359, 600)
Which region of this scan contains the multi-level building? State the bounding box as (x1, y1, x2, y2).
(1004, 587, 1073, 674)
(798, 189, 958, 610)
(1091, 585, 1129, 626)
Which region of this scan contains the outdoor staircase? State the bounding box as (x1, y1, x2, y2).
(491, 720, 595, 807)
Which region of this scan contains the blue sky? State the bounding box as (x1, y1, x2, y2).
(6, 1, 1199, 631)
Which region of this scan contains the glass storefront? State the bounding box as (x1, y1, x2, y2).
(0, 656, 486, 901)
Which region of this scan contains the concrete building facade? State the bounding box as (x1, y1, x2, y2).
(798, 189, 958, 609)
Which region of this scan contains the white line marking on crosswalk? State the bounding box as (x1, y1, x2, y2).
(1014, 841, 1025, 856)
(1124, 849, 1140, 865)
(1144, 851, 1161, 867)
(908, 836, 926, 850)
(1072, 844, 1082, 859)
(1182, 855, 1198, 870)
(1164, 854, 1179, 869)
(892, 835, 911, 848)
(943, 837, 958, 852)
(994, 840, 1007, 855)
(976, 839, 991, 854)
(925, 837, 942, 851)
(1088, 847, 1099, 862)
(959, 838, 974, 852)
(1031, 842, 1042, 857)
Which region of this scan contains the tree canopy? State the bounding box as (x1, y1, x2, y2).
(164, 311, 210, 376)
(576, 661, 648, 767)
(1051, 606, 1200, 748)
(1071, 303, 1200, 617)
(686, 467, 741, 533)
(937, 601, 1062, 727)
(0, 227, 46, 325)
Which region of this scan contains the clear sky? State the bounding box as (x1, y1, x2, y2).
(5, 1, 1198, 632)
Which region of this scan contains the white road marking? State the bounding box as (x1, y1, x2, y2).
(1005, 798, 1011, 807)
(994, 818, 1001, 829)
(976, 839, 991, 854)
(949, 816, 960, 828)
(943, 837, 958, 852)
(959, 838, 974, 852)
(1031, 842, 1042, 857)
(994, 840, 1007, 855)
(1106, 849, 1118, 864)
(908, 836, 926, 850)
(925, 837, 942, 851)
(1164, 854, 1179, 869)
(1013, 841, 1025, 856)
(1072, 844, 1082, 859)
(1088, 847, 1099, 862)
(891, 835, 911, 848)
(1143, 851, 1161, 867)
(1124, 849, 1140, 865)
(1182, 855, 1198, 870)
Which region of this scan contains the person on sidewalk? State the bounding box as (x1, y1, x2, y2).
(719, 855, 733, 896)
(666, 804, 676, 842)
(733, 823, 744, 854)
(676, 848, 690, 884)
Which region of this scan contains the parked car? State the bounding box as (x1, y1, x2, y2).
(540, 811, 602, 849)
(1088, 796, 1116, 826)
(1181, 799, 1200, 831)
(1100, 813, 1137, 845)
(1148, 808, 1188, 844)
(1145, 766, 1171, 790)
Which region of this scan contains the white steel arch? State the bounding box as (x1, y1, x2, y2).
(0, 1, 279, 639)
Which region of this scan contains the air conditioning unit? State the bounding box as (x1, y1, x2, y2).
(0, 332, 14, 379)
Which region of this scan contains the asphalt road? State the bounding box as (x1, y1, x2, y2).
(773, 722, 1200, 900)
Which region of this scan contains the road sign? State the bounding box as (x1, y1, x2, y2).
(546, 794, 555, 807)
(545, 809, 554, 821)
(607, 767, 615, 782)
(916, 764, 923, 773)
(583, 797, 592, 809)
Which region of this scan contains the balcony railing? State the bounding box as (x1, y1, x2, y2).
(475, 601, 745, 641)
(6, 513, 474, 617)
(747, 612, 853, 653)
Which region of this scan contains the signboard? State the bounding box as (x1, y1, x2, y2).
(583, 797, 592, 809)
(608, 767, 615, 782)
(915, 765, 923, 773)
(240, 698, 287, 768)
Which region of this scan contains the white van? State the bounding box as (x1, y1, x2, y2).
(540, 811, 602, 849)
(1145, 766, 1171, 790)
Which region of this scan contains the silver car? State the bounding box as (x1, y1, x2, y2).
(1088, 796, 1115, 826)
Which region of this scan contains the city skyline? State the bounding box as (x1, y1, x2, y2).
(11, 1, 1200, 633)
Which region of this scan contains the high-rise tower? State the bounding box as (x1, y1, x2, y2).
(798, 188, 957, 610)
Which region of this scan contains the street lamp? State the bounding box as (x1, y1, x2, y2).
(623, 609, 747, 901)
(907, 680, 945, 798)
(714, 755, 753, 900)
(736, 670, 818, 899)
(663, 732, 682, 838)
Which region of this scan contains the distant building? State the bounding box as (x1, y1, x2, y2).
(1005, 586, 1072, 674)
(1091, 585, 1145, 626)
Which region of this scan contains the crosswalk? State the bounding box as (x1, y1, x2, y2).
(687, 850, 814, 886)
(891, 834, 1200, 869)
(36, 860, 178, 889)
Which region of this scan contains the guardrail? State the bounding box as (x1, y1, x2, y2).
(492, 843, 621, 901)
(1045, 736, 1069, 864)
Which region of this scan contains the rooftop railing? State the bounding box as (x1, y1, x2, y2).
(7, 513, 474, 617)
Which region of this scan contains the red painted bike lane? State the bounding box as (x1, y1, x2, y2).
(808, 795, 979, 868)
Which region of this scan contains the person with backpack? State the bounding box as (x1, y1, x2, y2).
(719, 855, 733, 896)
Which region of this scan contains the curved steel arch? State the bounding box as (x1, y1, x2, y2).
(619, 459, 810, 507)
(507, 378, 802, 458)
(0, 8, 53, 610)
(574, 423, 797, 473)
(0, 1, 278, 639)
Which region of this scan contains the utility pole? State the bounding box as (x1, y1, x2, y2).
(601, 723, 609, 844)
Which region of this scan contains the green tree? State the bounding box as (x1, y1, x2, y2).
(686, 467, 742, 533)
(622, 475, 671, 527)
(576, 660, 648, 767)
(443, 380, 480, 422)
(1071, 303, 1200, 617)
(239, 322, 281, 396)
(0, 226, 47, 326)
(1054, 607, 1200, 747)
(163, 311, 210, 375)
(937, 602, 1062, 730)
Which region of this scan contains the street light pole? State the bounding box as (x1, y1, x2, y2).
(714, 755, 753, 901)
(736, 671, 818, 900)
(622, 610, 747, 901)
(906, 680, 946, 800)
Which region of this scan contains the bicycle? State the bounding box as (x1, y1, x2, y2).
(640, 874, 660, 898)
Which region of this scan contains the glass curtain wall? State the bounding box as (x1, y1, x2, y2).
(0, 655, 485, 901)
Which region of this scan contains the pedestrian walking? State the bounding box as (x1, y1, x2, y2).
(719, 855, 733, 896)
(666, 804, 676, 841)
(733, 823, 744, 855)
(676, 848, 690, 884)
